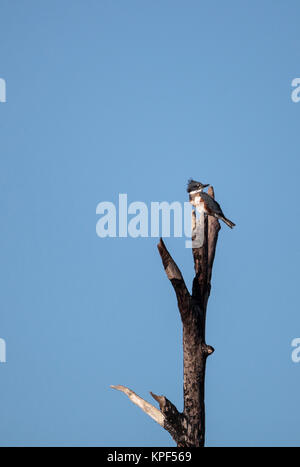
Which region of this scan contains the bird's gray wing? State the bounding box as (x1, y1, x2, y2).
(198, 192, 224, 216)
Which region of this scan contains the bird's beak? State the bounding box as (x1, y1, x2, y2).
(203, 184, 209, 188)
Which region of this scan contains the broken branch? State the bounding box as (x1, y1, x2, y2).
(110, 385, 164, 427)
(157, 238, 191, 319)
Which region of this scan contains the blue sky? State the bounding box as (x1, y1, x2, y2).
(0, 0, 299, 446)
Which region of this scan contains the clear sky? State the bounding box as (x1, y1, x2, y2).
(0, 0, 299, 447)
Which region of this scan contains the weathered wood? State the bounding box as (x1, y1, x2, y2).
(183, 186, 220, 446)
(157, 238, 191, 320)
(111, 186, 221, 447)
(111, 385, 164, 426)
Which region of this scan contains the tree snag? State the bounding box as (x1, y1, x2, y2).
(111, 186, 221, 447)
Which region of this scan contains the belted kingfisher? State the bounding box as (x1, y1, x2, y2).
(187, 179, 235, 229)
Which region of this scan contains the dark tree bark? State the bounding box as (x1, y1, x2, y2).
(111, 186, 221, 447)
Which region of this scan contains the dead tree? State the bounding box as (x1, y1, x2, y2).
(111, 186, 221, 447)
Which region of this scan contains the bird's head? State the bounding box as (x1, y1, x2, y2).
(187, 179, 209, 193)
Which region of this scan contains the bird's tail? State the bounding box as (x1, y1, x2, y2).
(221, 216, 235, 229)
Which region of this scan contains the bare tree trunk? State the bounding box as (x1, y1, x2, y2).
(111, 186, 221, 447)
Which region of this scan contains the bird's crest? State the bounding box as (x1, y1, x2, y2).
(187, 179, 209, 193)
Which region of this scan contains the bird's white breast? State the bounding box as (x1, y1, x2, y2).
(195, 196, 205, 214)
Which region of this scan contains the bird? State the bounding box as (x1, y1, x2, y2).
(187, 179, 235, 229)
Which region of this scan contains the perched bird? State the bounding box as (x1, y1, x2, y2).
(187, 179, 235, 229)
